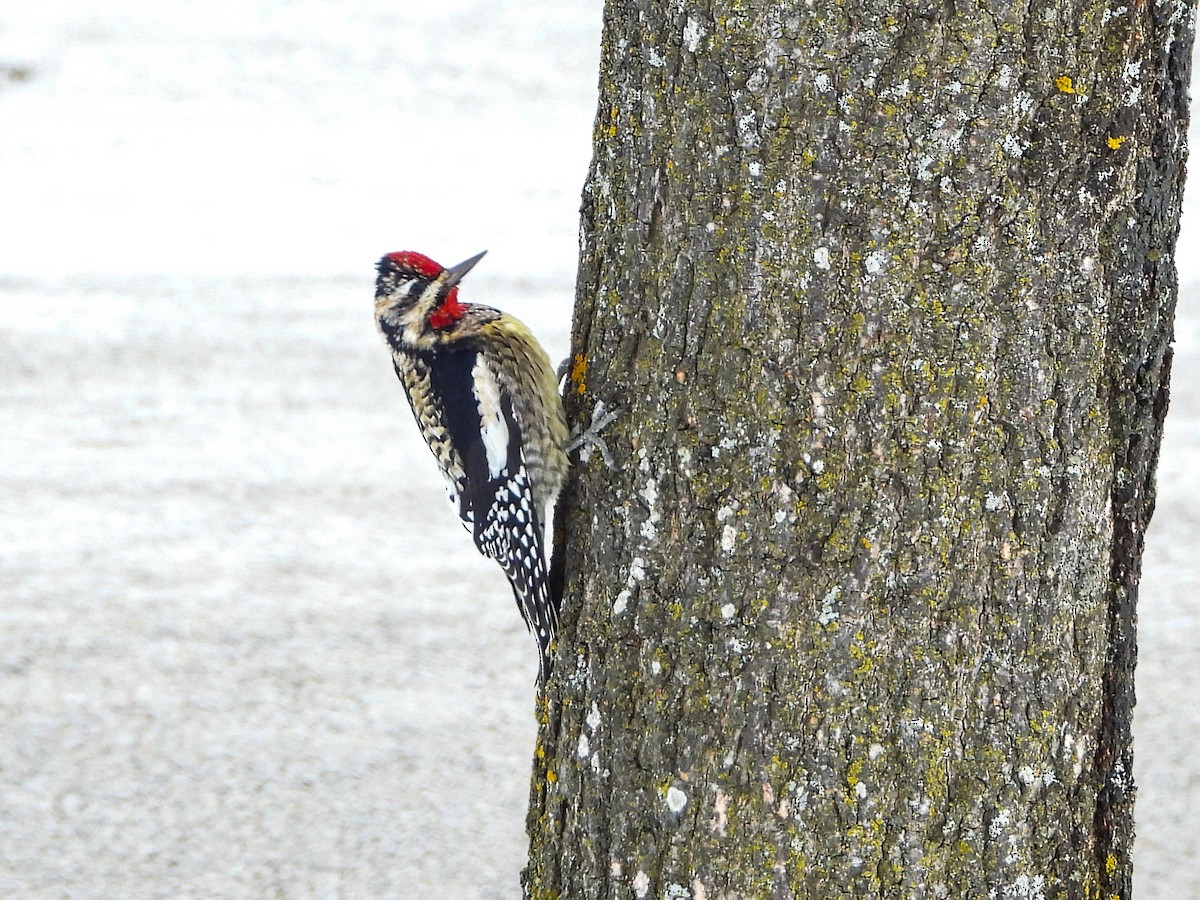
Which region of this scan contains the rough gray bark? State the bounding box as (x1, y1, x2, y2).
(527, 0, 1193, 897)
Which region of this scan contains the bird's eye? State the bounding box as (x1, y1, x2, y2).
(385, 278, 425, 307)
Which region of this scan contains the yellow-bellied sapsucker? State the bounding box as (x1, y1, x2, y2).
(374, 250, 569, 682)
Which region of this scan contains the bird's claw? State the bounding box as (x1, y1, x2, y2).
(567, 401, 621, 470)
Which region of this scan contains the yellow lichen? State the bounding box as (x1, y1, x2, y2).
(849, 636, 875, 675)
(1055, 75, 1076, 93)
(570, 353, 588, 395)
(1106, 135, 1127, 150)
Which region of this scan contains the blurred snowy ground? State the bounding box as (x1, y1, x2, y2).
(0, 3, 596, 897)
(0, 2, 1194, 897)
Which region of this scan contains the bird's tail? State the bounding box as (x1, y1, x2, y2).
(507, 570, 557, 685)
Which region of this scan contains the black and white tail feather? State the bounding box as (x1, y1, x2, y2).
(470, 457, 559, 683)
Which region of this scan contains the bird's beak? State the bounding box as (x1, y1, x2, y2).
(442, 250, 487, 289)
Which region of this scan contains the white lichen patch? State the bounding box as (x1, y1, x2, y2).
(711, 436, 738, 459)
(1005, 874, 1046, 900)
(818, 586, 841, 626)
(613, 557, 648, 615)
(1002, 134, 1027, 157)
(721, 524, 737, 552)
(676, 446, 693, 478)
(864, 250, 887, 275)
(630, 557, 646, 582)
(1102, 4, 1129, 25)
(721, 602, 737, 620)
(577, 732, 591, 759)
(633, 870, 651, 898)
(813, 246, 831, 270)
(639, 475, 660, 541)
(666, 785, 688, 813)
(586, 702, 603, 731)
(683, 17, 706, 53)
(1123, 60, 1143, 105)
(737, 113, 758, 148)
(1017, 765, 1056, 787)
(901, 717, 935, 739)
(989, 807, 1012, 838)
(1012, 92, 1037, 117)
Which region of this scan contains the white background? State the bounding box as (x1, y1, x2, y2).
(0, 3, 1195, 896)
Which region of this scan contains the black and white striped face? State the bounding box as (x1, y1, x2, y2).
(374, 250, 486, 351)
(375, 252, 444, 345)
(376, 251, 441, 304)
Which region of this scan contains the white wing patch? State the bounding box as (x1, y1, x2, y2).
(471, 356, 510, 480)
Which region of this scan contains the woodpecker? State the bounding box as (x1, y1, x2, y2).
(374, 250, 569, 683)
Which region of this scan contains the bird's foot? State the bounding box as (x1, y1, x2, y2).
(567, 400, 621, 470)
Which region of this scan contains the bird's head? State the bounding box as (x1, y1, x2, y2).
(375, 250, 486, 346)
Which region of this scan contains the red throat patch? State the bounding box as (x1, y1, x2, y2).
(428, 286, 466, 330)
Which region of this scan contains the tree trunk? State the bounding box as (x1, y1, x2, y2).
(526, 0, 1193, 896)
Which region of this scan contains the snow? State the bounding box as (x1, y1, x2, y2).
(0, 3, 1196, 897)
(0, 1, 593, 286)
(0, 2, 601, 897)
